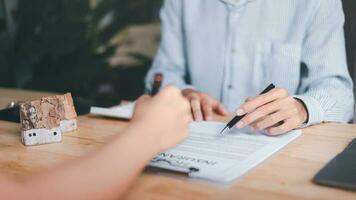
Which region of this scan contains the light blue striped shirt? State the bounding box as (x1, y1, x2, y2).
(145, 0, 354, 126)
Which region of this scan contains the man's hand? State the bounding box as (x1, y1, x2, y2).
(131, 86, 191, 151)
(182, 89, 229, 121)
(234, 88, 308, 135)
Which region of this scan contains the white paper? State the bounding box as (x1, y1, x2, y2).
(149, 121, 301, 183)
(90, 102, 135, 119)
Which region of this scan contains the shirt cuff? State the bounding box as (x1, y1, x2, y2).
(293, 95, 325, 126)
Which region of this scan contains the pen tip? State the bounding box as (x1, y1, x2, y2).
(220, 127, 227, 134)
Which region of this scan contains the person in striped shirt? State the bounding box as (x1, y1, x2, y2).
(146, 0, 354, 135)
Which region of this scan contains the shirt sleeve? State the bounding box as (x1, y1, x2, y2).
(145, 0, 194, 93)
(295, 0, 354, 126)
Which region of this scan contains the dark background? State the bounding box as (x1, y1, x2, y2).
(343, 0, 356, 84)
(0, 0, 163, 110)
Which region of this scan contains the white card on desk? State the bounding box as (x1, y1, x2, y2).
(149, 121, 302, 183)
(90, 102, 135, 119)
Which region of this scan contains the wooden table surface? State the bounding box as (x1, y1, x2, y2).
(1, 88, 356, 200)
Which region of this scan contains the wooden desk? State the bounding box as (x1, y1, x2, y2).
(0, 88, 356, 200)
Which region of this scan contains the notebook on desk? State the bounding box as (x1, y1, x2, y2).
(149, 121, 302, 183)
(314, 138, 356, 191)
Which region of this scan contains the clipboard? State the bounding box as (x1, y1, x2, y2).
(147, 121, 301, 183)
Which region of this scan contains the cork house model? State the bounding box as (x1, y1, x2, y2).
(19, 93, 77, 146)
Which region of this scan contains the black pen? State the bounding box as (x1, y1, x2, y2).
(151, 73, 163, 96)
(220, 83, 276, 134)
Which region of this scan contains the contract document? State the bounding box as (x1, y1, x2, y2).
(149, 121, 301, 183)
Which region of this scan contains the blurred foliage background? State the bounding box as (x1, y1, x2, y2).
(0, 0, 162, 110)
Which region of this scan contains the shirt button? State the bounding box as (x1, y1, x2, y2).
(228, 85, 233, 89)
(231, 48, 236, 53)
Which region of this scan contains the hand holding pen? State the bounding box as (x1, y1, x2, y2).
(221, 84, 275, 134)
(222, 84, 308, 135)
